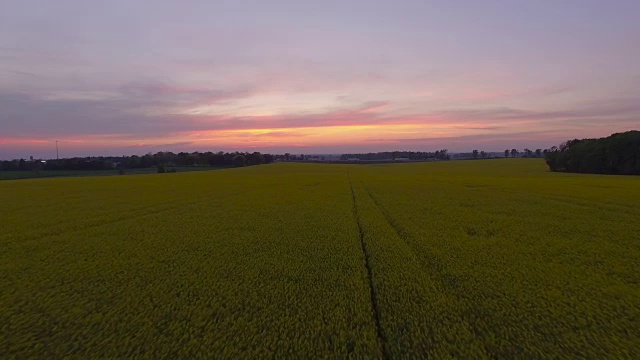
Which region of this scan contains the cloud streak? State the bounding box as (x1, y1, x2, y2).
(5, 85, 639, 139)
(2, 82, 639, 159)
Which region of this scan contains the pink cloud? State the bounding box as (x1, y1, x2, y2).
(2, 87, 639, 158)
(0, 138, 51, 146)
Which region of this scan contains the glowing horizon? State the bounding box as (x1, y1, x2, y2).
(1, 1, 639, 159)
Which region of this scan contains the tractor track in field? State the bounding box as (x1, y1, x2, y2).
(4, 183, 281, 246)
(361, 185, 495, 357)
(360, 184, 455, 292)
(347, 171, 389, 360)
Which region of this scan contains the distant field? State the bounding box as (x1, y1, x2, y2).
(0, 166, 223, 180)
(1, 159, 639, 358)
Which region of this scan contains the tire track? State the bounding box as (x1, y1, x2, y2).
(361, 185, 457, 286)
(361, 185, 493, 356)
(348, 171, 388, 360)
(3, 183, 281, 247)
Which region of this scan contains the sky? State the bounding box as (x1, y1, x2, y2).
(1, 0, 639, 159)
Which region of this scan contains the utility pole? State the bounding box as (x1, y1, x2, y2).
(56, 141, 59, 159)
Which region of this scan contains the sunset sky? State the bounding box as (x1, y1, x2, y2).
(1, 0, 639, 159)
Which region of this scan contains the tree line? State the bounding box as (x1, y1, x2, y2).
(0, 151, 274, 172)
(451, 149, 543, 159)
(544, 131, 640, 175)
(502, 148, 544, 158)
(339, 150, 450, 161)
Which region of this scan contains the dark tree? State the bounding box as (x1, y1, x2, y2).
(544, 131, 640, 175)
(232, 155, 246, 167)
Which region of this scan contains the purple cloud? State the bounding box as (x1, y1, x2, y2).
(1, 0, 640, 158)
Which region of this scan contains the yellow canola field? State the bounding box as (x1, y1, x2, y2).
(1, 159, 639, 358)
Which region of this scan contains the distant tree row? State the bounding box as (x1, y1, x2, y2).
(544, 131, 640, 175)
(502, 148, 544, 158)
(339, 150, 450, 161)
(449, 149, 543, 159)
(273, 153, 322, 161)
(0, 151, 274, 172)
(454, 150, 491, 159)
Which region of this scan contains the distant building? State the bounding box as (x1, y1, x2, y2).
(394, 157, 410, 161)
(347, 158, 360, 161)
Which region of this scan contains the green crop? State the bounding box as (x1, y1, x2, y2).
(2, 159, 639, 358)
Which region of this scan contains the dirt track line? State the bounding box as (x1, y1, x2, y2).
(348, 172, 388, 360)
(361, 186, 496, 355)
